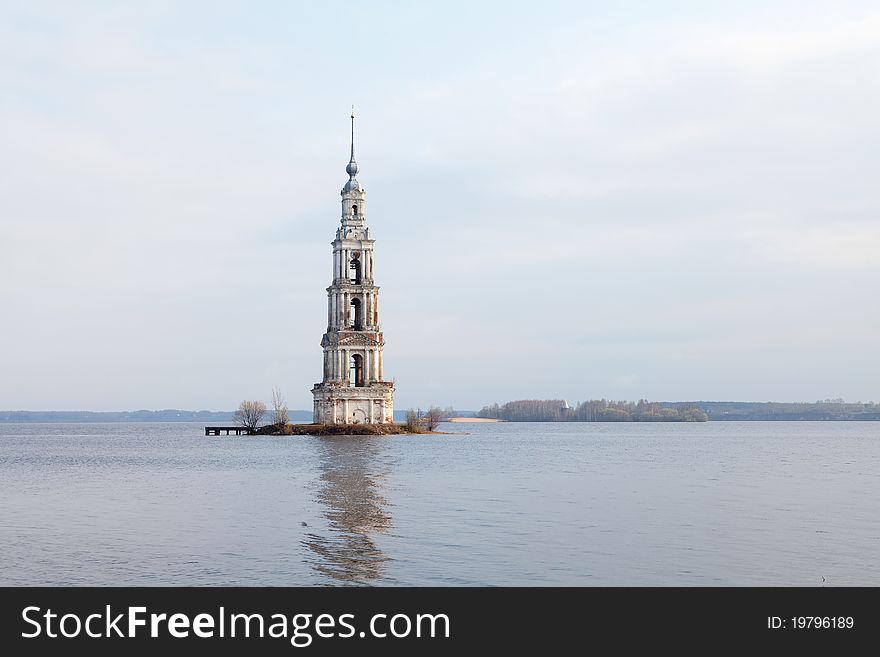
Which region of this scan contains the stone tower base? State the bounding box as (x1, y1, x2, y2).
(312, 382, 394, 425)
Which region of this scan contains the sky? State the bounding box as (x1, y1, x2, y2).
(1, 1, 878, 411)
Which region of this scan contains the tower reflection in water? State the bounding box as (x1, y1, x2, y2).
(303, 436, 393, 584)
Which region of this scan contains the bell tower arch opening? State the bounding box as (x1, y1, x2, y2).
(350, 297, 363, 330)
(349, 353, 364, 387)
(350, 256, 362, 284)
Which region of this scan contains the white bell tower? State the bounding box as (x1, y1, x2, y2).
(311, 110, 394, 424)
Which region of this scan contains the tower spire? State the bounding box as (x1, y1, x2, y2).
(343, 106, 360, 190)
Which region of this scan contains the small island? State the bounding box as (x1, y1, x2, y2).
(205, 400, 447, 437)
(254, 423, 435, 436)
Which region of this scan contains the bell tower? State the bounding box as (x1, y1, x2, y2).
(311, 110, 395, 424)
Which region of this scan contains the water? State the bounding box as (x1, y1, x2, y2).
(1, 421, 878, 586)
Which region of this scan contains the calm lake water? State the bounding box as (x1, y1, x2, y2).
(1, 421, 878, 586)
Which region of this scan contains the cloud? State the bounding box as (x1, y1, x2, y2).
(748, 222, 880, 270)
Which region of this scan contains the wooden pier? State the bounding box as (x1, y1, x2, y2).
(205, 426, 252, 436)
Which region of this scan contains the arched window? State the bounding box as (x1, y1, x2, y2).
(349, 354, 364, 387)
(352, 204, 358, 216)
(349, 297, 363, 330)
(349, 258, 362, 284)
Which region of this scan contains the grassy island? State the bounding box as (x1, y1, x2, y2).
(253, 423, 438, 436)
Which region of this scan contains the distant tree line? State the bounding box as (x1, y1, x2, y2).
(476, 399, 709, 422)
(691, 400, 880, 421)
(476, 399, 880, 422)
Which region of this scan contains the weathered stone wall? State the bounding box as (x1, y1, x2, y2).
(312, 384, 394, 425)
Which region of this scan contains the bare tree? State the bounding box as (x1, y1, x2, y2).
(271, 387, 289, 427)
(405, 408, 420, 431)
(424, 406, 444, 431)
(234, 400, 266, 432)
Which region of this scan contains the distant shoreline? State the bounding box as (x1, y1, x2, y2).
(2, 400, 879, 423)
(475, 399, 880, 423)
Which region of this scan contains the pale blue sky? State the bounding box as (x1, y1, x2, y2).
(1, 1, 878, 411)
